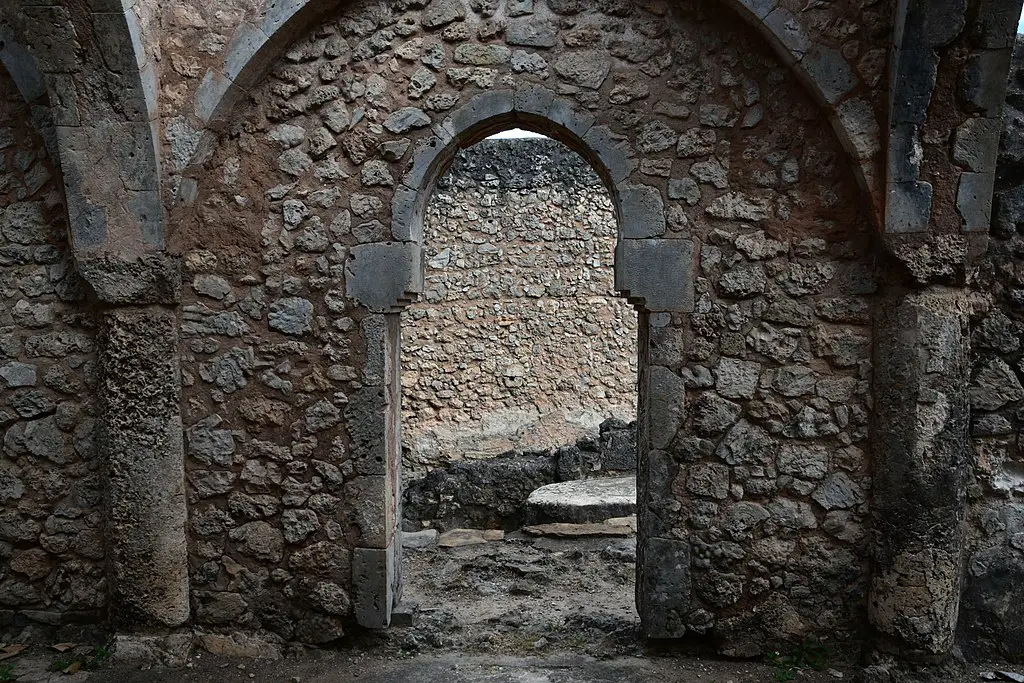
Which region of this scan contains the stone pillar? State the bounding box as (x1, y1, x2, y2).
(100, 305, 189, 628)
(351, 313, 402, 628)
(868, 287, 971, 658)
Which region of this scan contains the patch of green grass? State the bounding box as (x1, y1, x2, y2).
(765, 638, 832, 682)
(0, 663, 16, 682)
(48, 642, 113, 675)
(82, 644, 112, 671)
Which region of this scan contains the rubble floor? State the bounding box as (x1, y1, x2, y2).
(13, 532, 1021, 681)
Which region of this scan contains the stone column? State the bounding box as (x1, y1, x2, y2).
(84, 255, 189, 630)
(100, 305, 189, 628)
(868, 287, 971, 658)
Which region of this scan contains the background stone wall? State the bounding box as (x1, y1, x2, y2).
(959, 36, 1024, 662)
(0, 66, 105, 620)
(401, 138, 637, 474)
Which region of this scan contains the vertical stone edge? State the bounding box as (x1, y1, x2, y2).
(351, 314, 403, 628)
(102, 306, 190, 629)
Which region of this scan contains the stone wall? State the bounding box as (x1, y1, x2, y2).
(959, 36, 1024, 662)
(401, 138, 637, 473)
(0, 66, 105, 620)
(173, 0, 878, 650)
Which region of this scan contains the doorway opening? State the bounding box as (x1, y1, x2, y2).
(397, 131, 640, 651)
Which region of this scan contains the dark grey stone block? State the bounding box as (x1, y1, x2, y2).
(615, 238, 695, 312)
(345, 242, 423, 312)
(891, 48, 939, 125)
(885, 180, 933, 233)
(953, 117, 1000, 172)
(352, 546, 395, 629)
(956, 171, 995, 231)
(583, 125, 632, 185)
(799, 44, 857, 105)
(961, 48, 1013, 116)
(618, 184, 666, 238)
(638, 537, 691, 638)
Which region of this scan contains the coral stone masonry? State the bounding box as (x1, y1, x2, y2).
(0, 0, 1023, 678)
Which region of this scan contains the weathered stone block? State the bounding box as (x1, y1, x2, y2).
(101, 307, 189, 628)
(445, 89, 515, 140)
(956, 171, 995, 232)
(352, 545, 397, 628)
(885, 180, 933, 233)
(582, 126, 632, 185)
(638, 537, 690, 638)
(953, 117, 1000, 172)
(799, 44, 857, 105)
(345, 242, 423, 313)
(961, 48, 1013, 116)
(762, 8, 809, 64)
(617, 184, 666, 238)
(615, 238, 695, 312)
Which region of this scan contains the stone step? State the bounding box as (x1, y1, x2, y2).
(523, 515, 637, 538)
(525, 476, 636, 524)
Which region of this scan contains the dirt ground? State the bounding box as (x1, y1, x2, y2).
(4, 532, 1019, 682)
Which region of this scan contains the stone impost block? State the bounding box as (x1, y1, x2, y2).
(638, 537, 691, 638)
(345, 242, 423, 312)
(957, 171, 995, 231)
(885, 180, 933, 233)
(617, 184, 666, 238)
(77, 253, 182, 305)
(615, 238, 695, 312)
(353, 545, 397, 628)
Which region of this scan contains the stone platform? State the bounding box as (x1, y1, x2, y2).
(525, 476, 636, 524)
